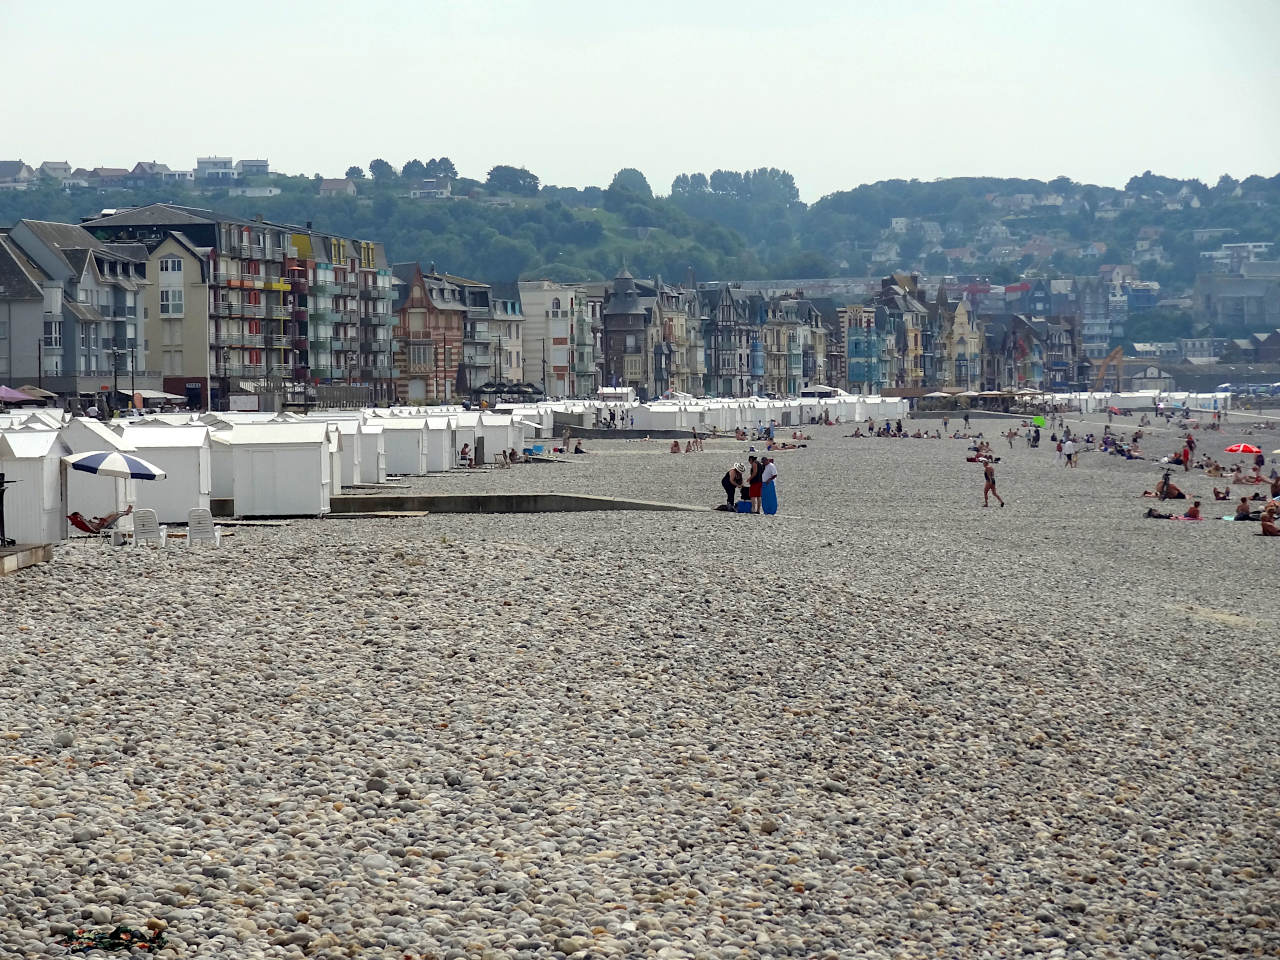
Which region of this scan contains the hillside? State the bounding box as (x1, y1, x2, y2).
(2, 164, 1277, 301)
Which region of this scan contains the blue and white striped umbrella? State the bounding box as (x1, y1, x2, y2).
(63, 450, 167, 480)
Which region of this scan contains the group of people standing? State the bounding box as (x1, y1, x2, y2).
(721, 455, 778, 514)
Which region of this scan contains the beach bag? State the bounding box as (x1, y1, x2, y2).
(735, 501, 753, 513)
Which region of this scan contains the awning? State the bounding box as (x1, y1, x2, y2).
(134, 389, 186, 401)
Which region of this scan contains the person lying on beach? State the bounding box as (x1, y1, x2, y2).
(67, 505, 133, 534)
(670, 440, 682, 454)
(1213, 487, 1233, 501)
(1146, 499, 1201, 520)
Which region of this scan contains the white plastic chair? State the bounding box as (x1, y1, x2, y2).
(132, 508, 167, 548)
(186, 508, 222, 548)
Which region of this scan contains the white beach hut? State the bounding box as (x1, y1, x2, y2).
(381, 417, 430, 475)
(215, 422, 332, 517)
(119, 424, 212, 523)
(0, 430, 69, 544)
(62, 418, 136, 519)
(423, 415, 457, 472)
(357, 421, 387, 484)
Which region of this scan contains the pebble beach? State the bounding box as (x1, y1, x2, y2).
(2, 410, 1277, 959)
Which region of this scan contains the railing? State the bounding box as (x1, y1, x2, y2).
(268, 306, 290, 320)
(267, 336, 291, 348)
(338, 282, 358, 296)
(249, 244, 264, 259)
(241, 304, 264, 318)
(267, 247, 283, 262)
(212, 272, 232, 285)
(288, 276, 309, 293)
(224, 363, 265, 377)
(311, 281, 337, 294)
(291, 337, 309, 351)
(467, 306, 490, 319)
(240, 333, 265, 348)
(340, 310, 358, 323)
(359, 287, 378, 299)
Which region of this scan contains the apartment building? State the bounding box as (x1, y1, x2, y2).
(0, 220, 161, 401)
(390, 262, 465, 404)
(84, 203, 393, 410)
(519, 280, 601, 397)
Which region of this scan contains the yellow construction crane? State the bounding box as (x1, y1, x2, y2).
(1091, 345, 1125, 393)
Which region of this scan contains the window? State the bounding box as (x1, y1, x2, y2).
(159, 256, 182, 273)
(160, 288, 184, 316)
(44, 317, 61, 347)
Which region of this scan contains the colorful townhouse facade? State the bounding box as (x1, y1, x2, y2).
(84, 203, 394, 409)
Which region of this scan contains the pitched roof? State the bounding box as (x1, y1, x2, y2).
(0, 161, 32, 180)
(0, 235, 46, 299)
(81, 203, 215, 228)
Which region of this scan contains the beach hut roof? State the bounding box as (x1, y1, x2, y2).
(121, 425, 210, 448)
(0, 430, 65, 459)
(211, 422, 330, 445)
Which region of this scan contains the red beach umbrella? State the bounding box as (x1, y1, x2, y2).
(1224, 443, 1261, 454)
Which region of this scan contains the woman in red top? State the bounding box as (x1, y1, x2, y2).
(747, 456, 763, 514)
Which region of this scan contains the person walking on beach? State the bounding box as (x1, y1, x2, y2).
(963, 412, 970, 430)
(1063, 437, 1076, 467)
(982, 458, 1004, 508)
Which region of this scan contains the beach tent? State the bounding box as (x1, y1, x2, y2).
(118, 424, 212, 523)
(213, 422, 332, 517)
(0, 429, 69, 544)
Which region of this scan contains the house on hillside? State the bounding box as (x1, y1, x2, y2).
(0, 160, 36, 190)
(319, 178, 357, 197)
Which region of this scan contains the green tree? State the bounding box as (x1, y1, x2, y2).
(609, 168, 652, 200)
(923, 250, 949, 274)
(436, 157, 458, 180)
(485, 165, 539, 196)
(369, 159, 396, 181)
(345, 165, 365, 180)
(402, 159, 427, 180)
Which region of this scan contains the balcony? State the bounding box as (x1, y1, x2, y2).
(287, 275, 309, 293)
(467, 306, 491, 320)
(312, 309, 340, 323)
(267, 247, 283, 262)
(249, 244, 264, 259)
(266, 335, 291, 349)
(241, 304, 264, 318)
(263, 279, 289, 293)
(291, 337, 309, 351)
(359, 287, 380, 300)
(338, 282, 358, 296)
(311, 281, 337, 294)
(224, 363, 265, 377)
(240, 333, 265, 348)
(268, 305, 290, 320)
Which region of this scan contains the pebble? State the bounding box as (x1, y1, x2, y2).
(0, 428, 1275, 958)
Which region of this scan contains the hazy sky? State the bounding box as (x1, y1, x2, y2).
(5, 0, 1277, 201)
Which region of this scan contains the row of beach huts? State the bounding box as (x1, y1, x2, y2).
(0, 394, 909, 545)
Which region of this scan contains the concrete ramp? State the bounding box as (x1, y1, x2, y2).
(328, 493, 706, 515)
